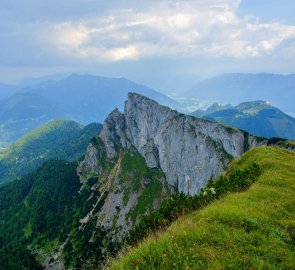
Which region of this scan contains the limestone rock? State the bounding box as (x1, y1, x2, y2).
(79, 92, 266, 195)
(77, 142, 101, 181)
(123, 93, 266, 194)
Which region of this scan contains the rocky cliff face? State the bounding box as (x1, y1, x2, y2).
(81, 93, 265, 194)
(77, 123, 169, 241)
(77, 92, 266, 241)
(124, 93, 266, 194)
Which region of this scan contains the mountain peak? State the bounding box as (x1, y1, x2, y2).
(235, 100, 272, 114)
(126, 92, 174, 116)
(127, 92, 158, 104)
(108, 107, 122, 117)
(82, 93, 266, 196)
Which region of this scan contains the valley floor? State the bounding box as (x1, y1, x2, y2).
(109, 147, 295, 269)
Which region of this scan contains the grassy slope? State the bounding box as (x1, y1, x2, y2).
(109, 147, 295, 270)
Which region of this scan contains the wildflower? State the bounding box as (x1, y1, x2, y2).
(209, 187, 216, 195)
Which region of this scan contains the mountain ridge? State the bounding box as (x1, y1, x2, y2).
(188, 73, 295, 115)
(23, 74, 178, 123)
(192, 100, 295, 139)
(0, 74, 178, 147)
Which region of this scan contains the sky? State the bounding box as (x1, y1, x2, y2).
(0, 0, 295, 91)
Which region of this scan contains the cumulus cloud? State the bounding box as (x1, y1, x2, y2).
(0, 0, 295, 82)
(37, 0, 295, 62)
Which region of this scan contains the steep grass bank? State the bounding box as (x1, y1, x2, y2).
(109, 147, 295, 269)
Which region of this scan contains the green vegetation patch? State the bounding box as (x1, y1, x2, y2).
(128, 178, 163, 224)
(119, 149, 165, 209)
(0, 120, 102, 185)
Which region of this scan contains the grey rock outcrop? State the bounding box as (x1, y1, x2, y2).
(77, 143, 101, 179)
(80, 92, 266, 195)
(123, 93, 265, 194)
(98, 108, 127, 159)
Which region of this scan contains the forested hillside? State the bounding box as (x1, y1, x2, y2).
(0, 160, 80, 269)
(0, 120, 102, 185)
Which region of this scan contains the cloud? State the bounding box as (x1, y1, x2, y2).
(0, 0, 294, 81)
(38, 0, 295, 62)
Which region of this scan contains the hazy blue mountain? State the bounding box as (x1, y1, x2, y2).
(23, 74, 179, 123)
(18, 73, 71, 87)
(0, 92, 60, 123)
(192, 101, 295, 140)
(0, 92, 61, 148)
(0, 74, 177, 147)
(0, 119, 102, 185)
(188, 73, 295, 115)
(193, 103, 233, 117)
(0, 83, 19, 100)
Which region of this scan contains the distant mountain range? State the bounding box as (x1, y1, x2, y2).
(0, 92, 61, 148)
(22, 74, 178, 123)
(192, 100, 295, 140)
(0, 74, 177, 147)
(1, 72, 294, 148)
(0, 83, 19, 100)
(187, 73, 295, 116)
